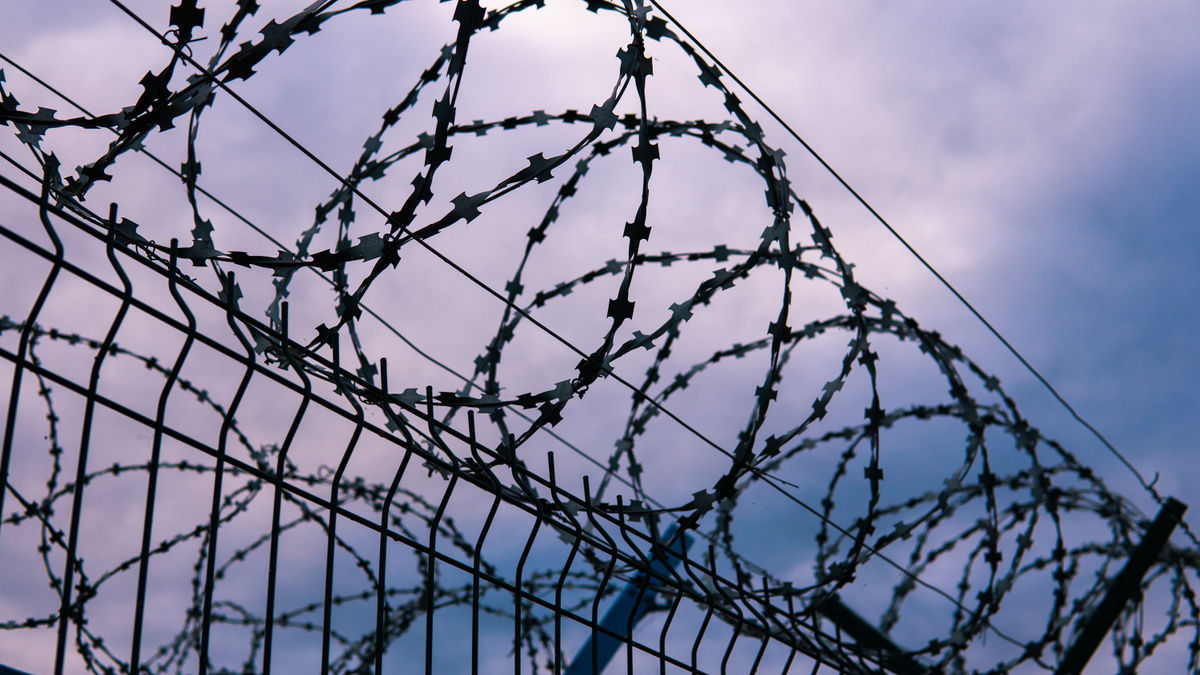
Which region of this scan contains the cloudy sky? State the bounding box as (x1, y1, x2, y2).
(659, 0, 1200, 479)
(2, 1, 1198, 673)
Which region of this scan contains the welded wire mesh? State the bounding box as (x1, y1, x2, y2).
(1, 176, 864, 674)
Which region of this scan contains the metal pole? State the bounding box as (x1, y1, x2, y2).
(564, 525, 691, 675)
(1055, 497, 1187, 675)
(817, 595, 925, 675)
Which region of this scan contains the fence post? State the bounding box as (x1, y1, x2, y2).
(564, 524, 691, 675)
(1055, 497, 1187, 675)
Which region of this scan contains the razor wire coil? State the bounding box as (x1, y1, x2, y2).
(1, 1, 1198, 673)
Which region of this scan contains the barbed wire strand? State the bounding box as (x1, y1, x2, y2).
(89, 0, 1185, 650)
(4, 1, 1029, 650)
(645, 0, 1159, 502)
(4, 2, 1195, 667)
(0, 48, 649, 499)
